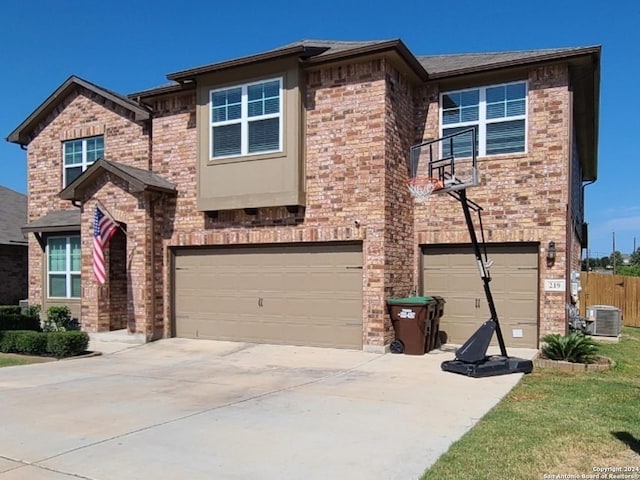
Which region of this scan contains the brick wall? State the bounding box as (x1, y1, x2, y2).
(383, 63, 417, 343)
(150, 60, 391, 347)
(0, 245, 28, 305)
(27, 88, 151, 332)
(23, 56, 581, 347)
(414, 63, 572, 338)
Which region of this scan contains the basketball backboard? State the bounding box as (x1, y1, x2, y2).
(409, 128, 479, 196)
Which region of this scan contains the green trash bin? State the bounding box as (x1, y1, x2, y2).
(430, 296, 446, 350)
(387, 296, 436, 355)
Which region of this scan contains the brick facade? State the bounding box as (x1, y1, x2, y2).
(20, 50, 590, 347)
(414, 64, 573, 336)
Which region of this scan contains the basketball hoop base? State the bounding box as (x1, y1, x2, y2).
(441, 356, 533, 378)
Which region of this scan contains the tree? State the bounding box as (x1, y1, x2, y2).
(599, 256, 610, 268)
(618, 264, 640, 277)
(611, 251, 624, 273)
(630, 248, 640, 266)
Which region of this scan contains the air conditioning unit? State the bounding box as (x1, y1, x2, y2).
(585, 305, 622, 337)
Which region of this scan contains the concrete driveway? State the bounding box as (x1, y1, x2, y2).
(0, 339, 537, 480)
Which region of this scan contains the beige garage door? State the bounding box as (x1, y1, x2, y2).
(173, 243, 363, 349)
(422, 244, 539, 348)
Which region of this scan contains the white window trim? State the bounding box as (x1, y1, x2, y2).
(47, 235, 81, 299)
(63, 136, 104, 187)
(209, 77, 283, 160)
(440, 80, 528, 157)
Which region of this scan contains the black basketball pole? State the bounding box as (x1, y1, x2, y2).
(458, 189, 508, 357)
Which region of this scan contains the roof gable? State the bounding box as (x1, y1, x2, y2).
(59, 158, 176, 202)
(7, 76, 151, 146)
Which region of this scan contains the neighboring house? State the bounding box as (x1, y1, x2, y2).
(6, 39, 600, 351)
(0, 185, 28, 305)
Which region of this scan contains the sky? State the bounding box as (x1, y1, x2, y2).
(1, 0, 638, 257)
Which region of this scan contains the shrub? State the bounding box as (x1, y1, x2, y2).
(44, 306, 78, 332)
(0, 313, 41, 331)
(14, 331, 48, 355)
(46, 331, 89, 358)
(541, 332, 599, 364)
(25, 304, 41, 319)
(0, 305, 22, 315)
(0, 330, 89, 358)
(0, 331, 27, 353)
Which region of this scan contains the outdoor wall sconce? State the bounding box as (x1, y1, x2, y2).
(546, 241, 556, 267)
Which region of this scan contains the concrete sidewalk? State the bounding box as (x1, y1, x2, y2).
(0, 339, 537, 480)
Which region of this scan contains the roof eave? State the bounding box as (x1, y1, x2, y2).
(128, 82, 196, 100)
(59, 159, 176, 202)
(7, 76, 151, 146)
(426, 46, 602, 80)
(167, 45, 315, 82)
(304, 39, 429, 81)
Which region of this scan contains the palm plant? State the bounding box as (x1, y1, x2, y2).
(541, 332, 599, 364)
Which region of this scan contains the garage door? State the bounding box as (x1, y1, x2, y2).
(422, 244, 539, 348)
(173, 243, 363, 349)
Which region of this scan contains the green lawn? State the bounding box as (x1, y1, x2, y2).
(0, 353, 53, 367)
(422, 327, 640, 480)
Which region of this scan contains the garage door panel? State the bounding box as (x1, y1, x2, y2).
(174, 244, 363, 349)
(423, 244, 539, 349)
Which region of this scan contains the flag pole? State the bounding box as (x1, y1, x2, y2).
(94, 199, 128, 237)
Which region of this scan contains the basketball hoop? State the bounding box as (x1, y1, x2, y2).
(407, 176, 444, 202)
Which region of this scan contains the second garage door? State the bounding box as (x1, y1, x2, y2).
(422, 244, 539, 348)
(173, 243, 363, 349)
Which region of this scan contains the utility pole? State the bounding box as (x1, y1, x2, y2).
(612, 232, 616, 275)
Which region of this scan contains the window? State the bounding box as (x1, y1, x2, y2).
(210, 78, 282, 159)
(63, 136, 104, 186)
(441, 82, 527, 157)
(47, 236, 81, 299)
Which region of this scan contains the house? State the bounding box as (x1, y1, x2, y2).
(6, 39, 600, 351)
(0, 185, 28, 305)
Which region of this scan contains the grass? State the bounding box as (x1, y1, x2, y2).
(422, 327, 640, 480)
(0, 353, 54, 367)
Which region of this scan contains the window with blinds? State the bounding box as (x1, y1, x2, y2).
(210, 78, 282, 159)
(441, 81, 527, 157)
(47, 236, 81, 298)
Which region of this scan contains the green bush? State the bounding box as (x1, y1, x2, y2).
(0, 330, 89, 358)
(0, 306, 22, 315)
(25, 304, 41, 319)
(541, 332, 599, 364)
(0, 331, 27, 353)
(14, 331, 48, 355)
(46, 331, 89, 358)
(44, 306, 78, 332)
(0, 313, 41, 331)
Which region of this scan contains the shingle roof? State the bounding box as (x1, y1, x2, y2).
(0, 186, 27, 245)
(7, 76, 151, 146)
(21, 209, 80, 234)
(164, 38, 426, 83)
(276, 39, 393, 57)
(418, 46, 599, 78)
(59, 158, 176, 202)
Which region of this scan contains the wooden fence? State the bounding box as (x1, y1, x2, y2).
(580, 273, 640, 327)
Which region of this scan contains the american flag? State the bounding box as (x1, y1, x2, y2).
(93, 206, 118, 284)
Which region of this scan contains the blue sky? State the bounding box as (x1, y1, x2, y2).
(1, 0, 638, 256)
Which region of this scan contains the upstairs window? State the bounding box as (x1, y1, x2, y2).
(210, 78, 282, 159)
(63, 136, 104, 186)
(441, 81, 527, 157)
(47, 235, 81, 299)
